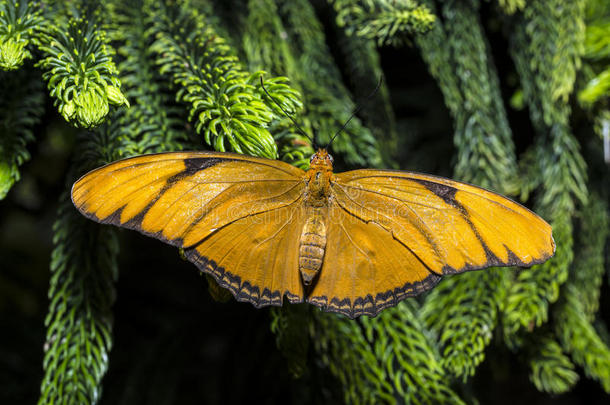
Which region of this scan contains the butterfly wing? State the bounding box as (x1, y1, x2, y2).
(72, 151, 307, 306)
(307, 169, 555, 318)
(184, 203, 306, 307)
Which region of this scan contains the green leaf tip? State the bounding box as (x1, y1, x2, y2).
(37, 15, 127, 129)
(0, 160, 14, 199)
(0, 35, 30, 70)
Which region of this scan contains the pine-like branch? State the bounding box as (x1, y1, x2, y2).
(0, 0, 44, 70)
(109, 0, 189, 155)
(313, 301, 466, 404)
(327, 0, 435, 46)
(554, 285, 610, 393)
(36, 7, 128, 128)
(571, 195, 609, 319)
(278, 0, 381, 167)
(147, 0, 300, 159)
(497, 0, 525, 15)
(40, 126, 121, 403)
(0, 67, 44, 199)
(417, 0, 517, 382)
(270, 305, 310, 378)
(527, 333, 579, 394)
(502, 0, 588, 346)
(242, 0, 311, 168)
(331, 14, 398, 167)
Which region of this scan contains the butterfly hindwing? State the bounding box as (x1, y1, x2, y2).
(185, 202, 306, 308)
(307, 200, 442, 318)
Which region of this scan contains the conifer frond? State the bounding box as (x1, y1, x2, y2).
(583, 17, 610, 62)
(578, 69, 610, 107)
(147, 0, 300, 159)
(504, 215, 573, 347)
(328, 0, 435, 46)
(577, 0, 609, 110)
(278, 0, 381, 167)
(415, 0, 517, 192)
(0, 67, 44, 199)
(440, 0, 517, 193)
(243, 0, 295, 78)
(110, 0, 188, 155)
(421, 269, 508, 381)
(39, 124, 122, 404)
(313, 302, 466, 404)
(571, 195, 608, 319)
(527, 333, 579, 394)
(497, 0, 525, 15)
(0, 0, 44, 70)
(502, 0, 588, 345)
(332, 20, 397, 166)
(270, 305, 309, 378)
(242, 0, 310, 167)
(417, 0, 517, 382)
(522, 0, 586, 125)
(36, 8, 128, 128)
(555, 285, 610, 393)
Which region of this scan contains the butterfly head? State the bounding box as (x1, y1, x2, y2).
(310, 149, 334, 171)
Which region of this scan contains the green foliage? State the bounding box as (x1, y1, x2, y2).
(313, 302, 466, 404)
(416, 0, 517, 382)
(242, 0, 312, 168)
(421, 269, 508, 381)
(577, 0, 609, 136)
(0, 67, 44, 199)
(571, 195, 609, 319)
(108, 0, 189, 155)
(578, 68, 610, 107)
(270, 304, 310, 378)
(582, 0, 610, 62)
(278, 0, 381, 167)
(527, 333, 579, 394)
(503, 210, 573, 345)
(147, 0, 300, 159)
(555, 285, 610, 392)
(329, 7, 397, 166)
(0, 0, 43, 70)
(36, 8, 128, 128)
(415, 0, 517, 193)
(496, 0, 525, 15)
(0, 0, 602, 403)
(439, 0, 517, 193)
(39, 121, 124, 404)
(519, 0, 585, 126)
(41, 189, 119, 405)
(328, 0, 435, 46)
(503, 0, 589, 346)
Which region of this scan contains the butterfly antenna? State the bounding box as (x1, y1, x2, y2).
(259, 76, 316, 148)
(327, 76, 383, 147)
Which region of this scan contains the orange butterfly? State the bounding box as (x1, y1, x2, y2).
(71, 148, 554, 318)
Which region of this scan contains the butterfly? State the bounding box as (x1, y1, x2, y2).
(71, 147, 555, 318)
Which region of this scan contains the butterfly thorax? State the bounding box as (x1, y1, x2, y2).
(304, 149, 333, 208)
(299, 149, 334, 287)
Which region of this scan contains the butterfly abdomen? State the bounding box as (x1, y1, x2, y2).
(299, 210, 327, 286)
